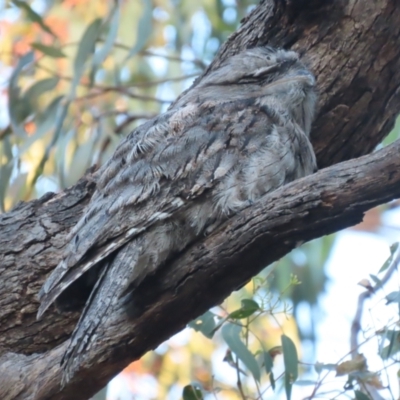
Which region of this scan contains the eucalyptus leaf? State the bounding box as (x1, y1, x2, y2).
(91, 386, 107, 400)
(66, 130, 98, 186)
(0, 136, 13, 212)
(385, 291, 400, 304)
(182, 384, 203, 400)
(281, 335, 299, 400)
(24, 77, 59, 109)
(124, 0, 153, 61)
(19, 96, 64, 155)
(229, 299, 260, 319)
(263, 349, 273, 373)
(354, 390, 371, 400)
(113, 64, 122, 86)
(263, 349, 275, 390)
(379, 243, 399, 273)
(8, 51, 34, 137)
(56, 129, 75, 190)
(71, 18, 102, 96)
(7, 172, 27, 210)
(222, 323, 260, 382)
(12, 0, 55, 37)
(380, 330, 400, 359)
(51, 99, 70, 147)
(31, 99, 70, 186)
(90, 5, 120, 86)
(188, 311, 216, 338)
(390, 242, 399, 254)
(31, 43, 66, 58)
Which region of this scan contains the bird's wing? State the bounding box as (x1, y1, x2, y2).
(38, 98, 278, 318)
(60, 241, 138, 384)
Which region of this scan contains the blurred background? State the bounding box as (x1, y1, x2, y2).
(0, 1, 400, 399)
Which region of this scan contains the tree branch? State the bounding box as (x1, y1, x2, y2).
(1, 0, 400, 399)
(2, 137, 400, 400)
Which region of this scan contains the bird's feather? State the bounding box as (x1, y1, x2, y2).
(37, 47, 318, 382)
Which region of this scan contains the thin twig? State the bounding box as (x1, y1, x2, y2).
(121, 72, 199, 88)
(114, 114, 155, 134)
(74, 87, 171, 103)
(113, 42, 207, 69)
(235, 356, 247, 400)
(36, 62, 73, 82)
(37, 62, 196, 92)
(306, 320, 400, 399)
(94, 110, 156, 121)
(58, 40, 207, 69)
(350, 244, 400, 355)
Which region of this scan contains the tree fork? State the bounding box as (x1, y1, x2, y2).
(1, 0, 400, 399)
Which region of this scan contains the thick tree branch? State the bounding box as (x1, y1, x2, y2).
(2, 138, 400, 400)
(1, 0, 400, 399)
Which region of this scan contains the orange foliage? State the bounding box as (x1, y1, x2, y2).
(1, 15, 68, 62)
(13, 26, 39, 56)
(62, 0, 85, 8)
(24, 121, 36, 136)
(80, 75, 90, 85)
(14, 39, 31, 56)
(43, 16, 69, 43)
(122, 359, 146, 374)
(0, 20, 11, 37)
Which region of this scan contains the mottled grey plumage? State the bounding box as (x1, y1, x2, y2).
(38, 47, 317, 383)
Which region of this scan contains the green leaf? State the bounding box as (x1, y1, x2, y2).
(113, 64, 122, 86)
(380, 330, 400, 359)
(24, 77, 59, 109)
(71, 18, 102, 96)
(66, 129, 98, 186)
(263, 349, 275, 390)
(124, 0, 153, 61)
(390, 242, 399, 254)
(12, 0, 55, 37)
(31, 43, 66, 58)
(31, 99, 70, 186)
(19, 95, 64, 154)
(379, 243, 399, 273)
(182, 384, 203, 400)
(263, 349, 273, 373)
(229, 299, 260, 320)
(281, 335, 299, 400)
(91, 387, 107, 400)
(8, 51, 34, 137)
(90, 5, 120, 86)
(385, 291, 400, 304)
(6, 172, 28, 209)
(0, 135, 13, 212)
(354, 390, 371, 400)
(383, 116, 400, 145)
(222, 323, 260, 382)
(188, 311, 216, 339)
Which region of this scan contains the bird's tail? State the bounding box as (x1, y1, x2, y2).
(61, 241, 139, 385)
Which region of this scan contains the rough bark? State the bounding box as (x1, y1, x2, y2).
(1, 0, 400, 399)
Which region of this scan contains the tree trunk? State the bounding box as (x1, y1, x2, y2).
(1, 0, 400, 399)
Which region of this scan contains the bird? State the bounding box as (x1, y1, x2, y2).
(37, 46, 318, 383)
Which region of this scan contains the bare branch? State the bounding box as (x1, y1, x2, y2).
(350, 245, 400, 354)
